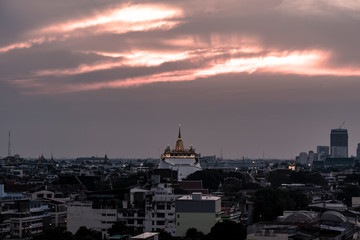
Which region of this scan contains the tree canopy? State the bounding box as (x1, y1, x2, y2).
(251, 188, 310, 222)
(203, 221, 246, 240)
(186, 169, 243, 191)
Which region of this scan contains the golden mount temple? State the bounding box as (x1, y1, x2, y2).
(158, 126, 202, 180)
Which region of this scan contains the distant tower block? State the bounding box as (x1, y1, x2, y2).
(158, 125, 201, 180)
(330, 128, 348, 158)
(317, 146, 329, 160)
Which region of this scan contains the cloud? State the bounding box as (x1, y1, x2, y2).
(1, 0, 360, 94)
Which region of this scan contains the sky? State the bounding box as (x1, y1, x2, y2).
(1, 0, 360, 159)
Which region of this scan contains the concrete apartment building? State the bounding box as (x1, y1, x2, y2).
(175, 193, 221, 237)
(144, 182, 179, 235)
(0, 184, 51, 239)
(67, 200, 118, 239)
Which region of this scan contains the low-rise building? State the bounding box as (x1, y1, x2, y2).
(175, 193, 221, 237)
(67, 200, 117, 239)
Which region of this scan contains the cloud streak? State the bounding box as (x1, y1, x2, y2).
(1, 0, 360, 94)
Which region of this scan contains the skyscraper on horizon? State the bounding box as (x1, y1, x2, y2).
(330, 128, 348, 158)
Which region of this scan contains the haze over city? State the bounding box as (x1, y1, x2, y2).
(1, 0, 360, 159)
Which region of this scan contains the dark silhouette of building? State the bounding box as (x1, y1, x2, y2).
(357, 143, 360, 159)
(317, 146, 329, 160)
(330, 129, 348, 158)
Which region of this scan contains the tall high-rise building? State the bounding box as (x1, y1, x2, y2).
(330, 129, 348, 158)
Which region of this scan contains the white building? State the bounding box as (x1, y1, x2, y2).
(144, 183, 180, 236)
(175, 193, 221, 237)
(158, 126, 201, 180)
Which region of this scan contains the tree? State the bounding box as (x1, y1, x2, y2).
(268, 170, 327, 188)
(338, 185, 360, 206)
(158, 229, 174, 240)
(204, 221, 246, 240)
(33, 227, 75, 240)
(186, 169, 225, 190)
(290, 171, 327, 186)
(107, 221, 142, 237)
(186, 169, 244, 192)
(74, 226, 102, 240)
(185, 228, 204, 240)
(251, 188, 310, 222)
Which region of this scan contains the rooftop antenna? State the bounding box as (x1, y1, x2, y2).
(339, 121, 346, 129)
(8, 131, 11, 157)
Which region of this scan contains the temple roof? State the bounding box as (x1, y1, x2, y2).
(163, 125, 196, 155)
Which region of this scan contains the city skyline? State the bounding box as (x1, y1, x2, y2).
(1, 0, 360, 159)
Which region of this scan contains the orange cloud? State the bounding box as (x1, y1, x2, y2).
(0, 37, 58, 53)
(40, 4, 183, 34)
(0, 4, 183, 54)
(23, 48, 360, 94)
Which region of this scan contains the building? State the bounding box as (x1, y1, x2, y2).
(67, 200, 118, 239)
(324, 157, 357, 168)
(144, 183, 178, 235)
(0, 184, 51, 239)
(41, 198, 67, 229)
(308, 151, 317, 165)
(297, 152, 308, 165)
(1, 197, 50, 238)
(317, 146, 329, 160)
(175, 193, 221, 237)
(357, 143, 360, 159)
(330, 129, 348, 158)
(158, 126, 202, 180)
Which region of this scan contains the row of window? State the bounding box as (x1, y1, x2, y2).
(101, 213, 116, 217)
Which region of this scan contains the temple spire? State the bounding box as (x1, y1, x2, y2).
(178, 124, 182, 139)
(175, 124, 185, 151)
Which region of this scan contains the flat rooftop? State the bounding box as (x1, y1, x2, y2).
(177, 193, 220, 201)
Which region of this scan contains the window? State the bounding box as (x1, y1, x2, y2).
(157, 205, 165, 210)
(157, 213, 165, 218)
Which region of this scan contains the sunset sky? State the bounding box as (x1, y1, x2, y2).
(1, 0, 360, 159)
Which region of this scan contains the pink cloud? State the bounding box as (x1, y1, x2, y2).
(16, 48, 360, 95)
